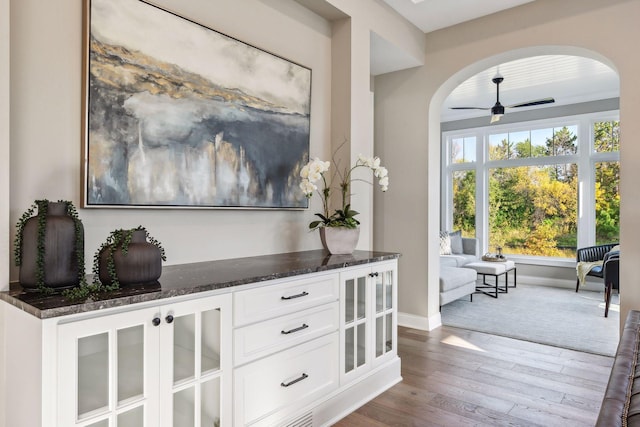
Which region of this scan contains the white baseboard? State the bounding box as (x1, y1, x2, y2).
(398, 311, 441, 331)
(516, 274, 603, 292)
(315, 357, 401, 426)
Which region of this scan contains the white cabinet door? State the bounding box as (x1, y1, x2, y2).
(159, 294, 232, 427)
(371, 264, 397, 368)
(58, 306, 161, 427)
(340, 266, 370, 384)
(58, 293, 232, 427)
(339, 261, 397, 384)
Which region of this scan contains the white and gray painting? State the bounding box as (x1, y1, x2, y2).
(85, 0, 311, 208)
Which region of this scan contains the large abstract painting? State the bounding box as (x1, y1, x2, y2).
(82, 0, 311, 208)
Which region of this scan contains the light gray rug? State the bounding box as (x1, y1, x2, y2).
(441, 283, 619, 356)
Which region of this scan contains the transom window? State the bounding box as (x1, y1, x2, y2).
(442, 112, 620, 260)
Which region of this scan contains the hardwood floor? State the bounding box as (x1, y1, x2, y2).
(334, 326, 613, 426)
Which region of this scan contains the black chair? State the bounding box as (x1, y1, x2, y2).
(603, 250, 619, 318)
(575, 243, 619, 292)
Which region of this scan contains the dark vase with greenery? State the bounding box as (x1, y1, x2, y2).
(14, 200, 85, 292)
(97, 227, 165, 286)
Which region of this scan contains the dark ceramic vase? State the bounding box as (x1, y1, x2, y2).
(98, 229, 162, 286)
(19, 201, 83, 291)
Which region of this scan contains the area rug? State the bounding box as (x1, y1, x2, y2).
(441, 283, 619, 356)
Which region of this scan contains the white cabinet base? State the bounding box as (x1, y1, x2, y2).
(285, 356, 401, 427)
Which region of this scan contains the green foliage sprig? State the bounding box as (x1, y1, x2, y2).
(310, 204, 360, 229)
(34, 201, 49, 294)
(14, 203, 37, 267)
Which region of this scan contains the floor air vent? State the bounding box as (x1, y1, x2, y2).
(283, 412, 313, 427)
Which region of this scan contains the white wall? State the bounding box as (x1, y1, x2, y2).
(374, 0, 640, 329)
(7, 0, 334, 281)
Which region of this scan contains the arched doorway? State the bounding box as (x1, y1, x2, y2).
(431, 48, 620, 354)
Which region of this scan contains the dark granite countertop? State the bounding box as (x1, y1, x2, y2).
(0, 250, 400, 319)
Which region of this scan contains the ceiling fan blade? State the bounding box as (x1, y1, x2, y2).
(506, 98, 555, 108)
(450, 107, 490, 110)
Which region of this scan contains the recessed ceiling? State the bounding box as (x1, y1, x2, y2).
(441, 55, 619, 123)
(380, 0, 536, 33)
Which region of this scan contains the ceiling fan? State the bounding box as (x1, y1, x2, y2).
(450, 75, 555, 124)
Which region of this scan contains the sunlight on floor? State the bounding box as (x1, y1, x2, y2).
(441, 334, 486, 352)
(600, 302, 620, 313)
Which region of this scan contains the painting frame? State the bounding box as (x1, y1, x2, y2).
(81, 0, 312, 209)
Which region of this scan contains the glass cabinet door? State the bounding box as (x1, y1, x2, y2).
(341, 268, 370, 382)
(59, 294, 230, 427)
(373, 268, 396, 365)
(58, 307, 160, 427)
(161, 294, 230, 427)
(340, 262, 397, 384)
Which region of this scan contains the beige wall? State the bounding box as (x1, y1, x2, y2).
(5, 0, 424, 284)
(0, 0, 8, 293)
(375, 0, 640, 328)
(325, 0, 424, 252)
(1, 0, 8, 423)
(7, 0, 335, 282)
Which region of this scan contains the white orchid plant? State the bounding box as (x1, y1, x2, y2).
(299, 147, 389, 230)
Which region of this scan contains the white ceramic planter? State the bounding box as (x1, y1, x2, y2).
(319, 227, 360, 254)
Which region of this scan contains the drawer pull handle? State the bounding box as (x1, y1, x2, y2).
(281, 373, 308, 387)
(281, 291, 309, 300)
(281, 324, 309, 335)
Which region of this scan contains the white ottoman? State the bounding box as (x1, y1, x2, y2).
(464, 260, 516, 298)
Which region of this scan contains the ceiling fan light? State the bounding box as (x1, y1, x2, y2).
(490, 103, 505, 123)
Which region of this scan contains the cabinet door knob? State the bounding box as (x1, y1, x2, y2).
(280, 373, 308, 387)
(281, 291, 309, 300)
(165, 314, 174, 324)
(152, 317, 161, 327)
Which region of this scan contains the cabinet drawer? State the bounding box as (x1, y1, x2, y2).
(234, 273, 339, 326)
(234, 301, 339, 366)
(234, 332, 339, 426)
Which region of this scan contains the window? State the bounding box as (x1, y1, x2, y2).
(443, 113, 619, 260)
(593, 120, 620, 244)
(452, 170, 476, 237)
(488, 164, 577, 257)
(451, 136, 476, 163)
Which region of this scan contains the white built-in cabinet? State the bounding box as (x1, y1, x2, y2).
(57, 293, 232, 427)
(2, 257, 399, 427)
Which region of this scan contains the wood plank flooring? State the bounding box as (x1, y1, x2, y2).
(333, 326, 613, 426)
